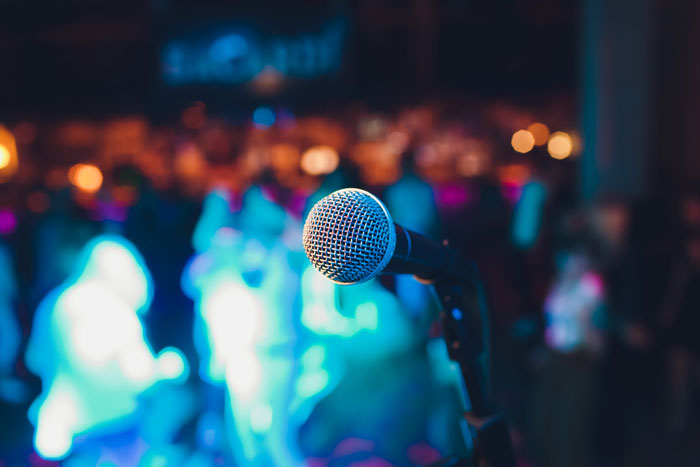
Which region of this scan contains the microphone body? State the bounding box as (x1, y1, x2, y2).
(302, 188, 470, 284)
(387, 224, 471, 283)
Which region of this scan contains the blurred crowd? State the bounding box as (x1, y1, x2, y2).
(0, 102, 698, 467)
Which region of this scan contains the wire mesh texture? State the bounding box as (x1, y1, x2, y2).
(303, 188, 396, 284)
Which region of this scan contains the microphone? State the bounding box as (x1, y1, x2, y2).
(302, 188, 469, 285)
(303, 188, 518, 466)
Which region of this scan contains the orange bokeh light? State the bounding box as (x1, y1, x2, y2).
(527, 122, 550, 146)
(511, 130, 535, 154)
(69, 164, 103, 193)
(0, 125, 19, 181)
(300, 146, 339, 175)
(0, 145, 10, 169)
(547, 132, 573, 160)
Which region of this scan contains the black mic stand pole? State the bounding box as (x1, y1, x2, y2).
(422, 246, 516, 467)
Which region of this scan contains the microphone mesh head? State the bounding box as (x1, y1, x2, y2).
(303, 188, 396, 285)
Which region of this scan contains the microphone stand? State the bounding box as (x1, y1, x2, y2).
(422, 255, 516, 467)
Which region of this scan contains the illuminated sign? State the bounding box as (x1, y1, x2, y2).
(161, 21, 345, 86)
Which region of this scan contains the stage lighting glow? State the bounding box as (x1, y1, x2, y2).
(33, 382, 79, 459)
(437, 185, 470, 207)
(301, 344, 325, 367)
(158, 349, 187, 380)
(89, 241, 152, 310)
(416, 144, 439, 168)
(205, 284, 260, 345)
(0, 145, 10, 169)
(511, 130, 535, 153)
(253, 107, 276, 128)
(252, 66, 284, 95)
(184, 200, 306, 464)
(269, 143, 301, 173)
(225, 350, 262, 399)
(203, 428, 216, 446)
(356, 302, 379, 331)
(387, 131, 409, 154)
(200, 282, 264, 383)
(385, 172, 438, 236)
(69, 164, 103, 193)
(210, 34, 248, 62)
(512, 180, 547, 248)
(118, 346, 155, 383)
(357, 117, 388, 141)
(26, 236, 189, 460)
(0, 210, 17, 235)
(527, 122, 550, 146)
(0, 125, 19, 180)
(498, 164, 531, 184)
(250, 404, 273, 433)
(175, 143, 207, 179)
(300, 145, 339, 175)
(0, 244, 20, 404)
(547, 131, 573, 159)
(192, 190, 237, 253)
(456, 151, 488, 178)
(69, 296, 141, 367)
(544, 257, 605, 352)
(301, 266, 358, 337)
(295, 366, 329, 398)
(185, 187, 417, 464)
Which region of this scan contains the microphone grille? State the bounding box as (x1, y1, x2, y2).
(303, 188, 396, 284)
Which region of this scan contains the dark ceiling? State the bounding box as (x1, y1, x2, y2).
(0, 0, 578, 117)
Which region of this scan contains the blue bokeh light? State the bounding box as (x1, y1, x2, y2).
(252, 107, 276, 128)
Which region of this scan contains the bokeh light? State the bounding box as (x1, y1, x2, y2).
(69, 164, 103, 193)
(498, 164, 531, 185)
(511, 130, 535, 153)
(527, 122, 550, 146)
(387, 131, 409, 154)
(457, 152, 488, 177)
(301, 146, 340, 175)
(252, 66, 284, 95)
(456, 140, 490, 178)
(252, 107, 276, 128)
(0, 145, 11, 169)
(0, 210, 17, 235)
(174, 143, 207, 179)
(547, 131, 573, 159)
(416, 144, 439, 168)
(357, 117, 388, 141)
(270, 143, 301, 174)
(0, 125, 19, 181)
